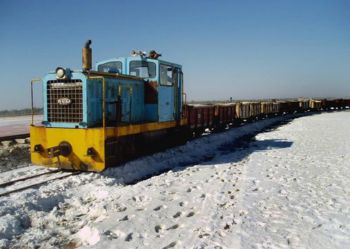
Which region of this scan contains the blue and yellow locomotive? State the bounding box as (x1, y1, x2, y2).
(30, 40, 188, 171)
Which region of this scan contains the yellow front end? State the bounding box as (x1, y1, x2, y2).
(30, 126, 106, 172)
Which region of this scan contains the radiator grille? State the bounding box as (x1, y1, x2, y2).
(47, 80, 83, 123)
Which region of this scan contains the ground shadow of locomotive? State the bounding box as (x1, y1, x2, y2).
(110, 137, 293, 185)
(178, 138, 293, 171)
(102, 118, 293, 185)
(177, 119, 294, 171)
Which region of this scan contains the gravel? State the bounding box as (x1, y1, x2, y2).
(0, 139, 31, 172)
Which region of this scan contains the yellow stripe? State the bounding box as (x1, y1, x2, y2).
(105, 119, 187, 137)
(30, 119, 188, 171)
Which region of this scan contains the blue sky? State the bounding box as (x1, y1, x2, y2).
(0, 0, 350, 110)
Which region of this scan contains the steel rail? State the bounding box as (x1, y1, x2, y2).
(0, 169, 61, 188)
(0, 171, 81, 197)
(0, 133, 30, 142)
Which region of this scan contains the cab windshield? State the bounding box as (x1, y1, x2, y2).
(129, 61, 156, 78)
(97, 61, 122, 74)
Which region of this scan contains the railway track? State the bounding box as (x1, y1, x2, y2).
(0, 133, 29, 142)
(0, 168, 80, 197)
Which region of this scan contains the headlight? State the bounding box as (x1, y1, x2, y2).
(56, 67, 66, 79)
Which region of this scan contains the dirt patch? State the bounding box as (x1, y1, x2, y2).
(0, 138, 31, 172)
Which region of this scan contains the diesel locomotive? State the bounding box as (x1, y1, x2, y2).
(30, 40, 350, 172)
(30, 40, 188, 172)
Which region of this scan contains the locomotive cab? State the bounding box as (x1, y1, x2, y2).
(96, 53, 184, 123)
(129, 56, 183, 122)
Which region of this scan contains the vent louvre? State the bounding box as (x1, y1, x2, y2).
(47, 80, 83, 123)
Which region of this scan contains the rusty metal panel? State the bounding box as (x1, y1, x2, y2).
(144, 81, 158, 104)
(273, 102, 280, 113)
(249, 102, 260, 117)
(209, 107, 214, 126)
(187, 106, 196, 128)
(309, 99, 321, 109)
(236, 102, 250, 119)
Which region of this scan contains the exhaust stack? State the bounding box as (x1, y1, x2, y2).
(82, 40, 92, 71)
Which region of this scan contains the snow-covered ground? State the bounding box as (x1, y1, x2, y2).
(239, 111, 350, 249)
(0, 111, 349, 249)
(0, 115, 42, 136)
(0, 115, 42, 172)
(0, 115, 42, 127)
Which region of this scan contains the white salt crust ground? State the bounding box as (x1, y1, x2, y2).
(0, 111, 349, 249)
(0, 115, 42, 137)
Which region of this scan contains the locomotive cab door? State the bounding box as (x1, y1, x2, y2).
(173, 68, 182, 121)
(158, 64, 180, 122)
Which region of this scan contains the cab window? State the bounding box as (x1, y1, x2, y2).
(160, 64, 174, 86)
(97, 61, 122, 73)
(129, 61, 156, 78)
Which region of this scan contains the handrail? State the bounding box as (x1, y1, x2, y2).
(182, 92, 188, 119)
(88, 76, 106, 129)
(182, 92, 187, 105)
(128, 86, 133, 123)
(30, 78, 42, 125)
